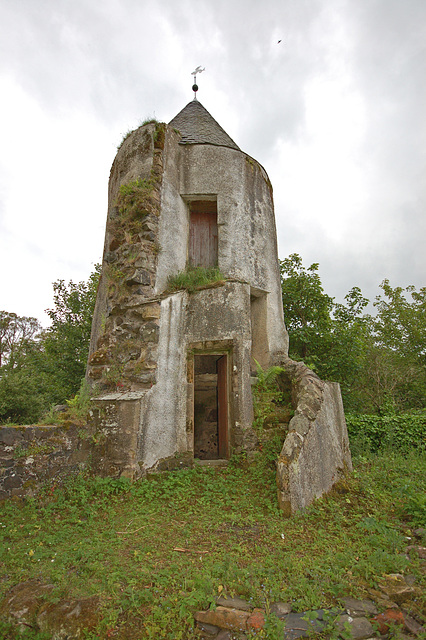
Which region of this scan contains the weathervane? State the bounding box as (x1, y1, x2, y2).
(191, 66, 205, 99)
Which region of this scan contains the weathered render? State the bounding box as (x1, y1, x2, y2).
(83, 98, 352, 513)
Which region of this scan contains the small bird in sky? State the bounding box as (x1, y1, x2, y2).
(277, 39, 282, 43)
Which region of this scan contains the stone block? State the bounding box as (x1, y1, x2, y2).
(406, 545, 426, 559)
(140, 321, 159, 342)
(336, 615, 374, 640)
(216, 596, 251, 611)
(0, 580, 55, 628)
(37, 595, 101, 636)
(270, 601, 292, 618)
(283, 611, 326, 640)
(372, 609, 405, 635)
(196, 621, 220, 636)
(277, 361, 352, 515)
(378, 574, 416, 604)
(0, 457, 15, 468)
(194, 606, 249, 631)
(401, 610, 425, 636)
(341, 598, 377, 617)
(4, 474, 23, 490)
(247, 608, 265, 630)
(0, 427, 24, 446)
(126, 269, 151, 286)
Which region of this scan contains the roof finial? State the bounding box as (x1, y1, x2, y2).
(191, 66, 205, 100)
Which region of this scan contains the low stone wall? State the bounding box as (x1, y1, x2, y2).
(0, 423, 91, 500)
(276, 358, 352, 516)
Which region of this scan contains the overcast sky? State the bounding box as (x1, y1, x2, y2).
(1, 0, 425, 325)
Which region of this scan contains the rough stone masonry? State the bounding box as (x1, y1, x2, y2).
(82, 97, 352, 514)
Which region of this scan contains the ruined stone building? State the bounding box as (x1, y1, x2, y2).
(86, 97, 352, 514)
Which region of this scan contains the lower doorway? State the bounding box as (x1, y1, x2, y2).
(193, 354, 229, 460)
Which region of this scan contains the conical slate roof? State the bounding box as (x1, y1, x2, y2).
(169, 100, 240, 151)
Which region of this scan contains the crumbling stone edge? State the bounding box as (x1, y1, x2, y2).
(276, 357, 353, 517)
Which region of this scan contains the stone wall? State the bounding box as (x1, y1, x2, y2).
(0, 424, 90, 500)
(276, 358, 352, 516)
(86, 122, 166, 394)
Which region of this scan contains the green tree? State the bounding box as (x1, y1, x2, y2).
(42, 265, 100, 400)
(356, 280, 426, 413)
(0, 313, 48, 423)
(279, 253, 334, 363)
(0, 311, 41, 368)
(0, 265, 100, 424)
(280, 254, 426, 414)
(373, 279, 426, 363)
(280, 254, 370, 401)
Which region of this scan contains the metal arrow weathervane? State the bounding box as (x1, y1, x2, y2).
(191, 66, 205, 99)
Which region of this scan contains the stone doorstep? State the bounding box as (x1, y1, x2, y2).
(194, 459, 229, 468)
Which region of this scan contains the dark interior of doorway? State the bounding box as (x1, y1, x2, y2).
(194, 354, 228, 460)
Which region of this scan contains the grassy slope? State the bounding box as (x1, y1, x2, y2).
(0, 447, 425, 639)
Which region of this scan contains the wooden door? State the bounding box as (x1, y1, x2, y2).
(189, 202, 218, 267)
(217, 355, 228, 458)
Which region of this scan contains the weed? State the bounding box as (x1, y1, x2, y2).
(154, 122, 166, 148)
(116, 128, 134, 150)
(166, 266, 225, 294)
(116, 178, 154, 221)
(140, 117, 159, 126)
(66, 379, 93, 421)
(102, 363, 125, 388)
(14, 441, 54, 459)
(106, 263, 126, 282)
(253, 360, 285, 393)
(152, 240, 161, 255)
(400, 484, 426, 526)
(252, 361, 292, 441)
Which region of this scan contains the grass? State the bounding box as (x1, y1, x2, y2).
(166, 266, 225, 294)
(0, 446, 425, 639)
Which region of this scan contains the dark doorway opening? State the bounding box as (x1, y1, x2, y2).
(194, 354, 228, 459)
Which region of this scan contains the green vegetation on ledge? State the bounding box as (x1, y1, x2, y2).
(167, 266, 225, 294)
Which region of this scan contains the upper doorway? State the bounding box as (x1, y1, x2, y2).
(188, 200, 218, 268)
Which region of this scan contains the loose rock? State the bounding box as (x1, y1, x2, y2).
(270, 601, 292, 618)
(378, 574, 417, 604)
(216, 596, 251, 611)
(336, 614, 375, 640)
(372, 609, 405, 635)
(341, 597, 378, 617)
(194, 607, 249, 632)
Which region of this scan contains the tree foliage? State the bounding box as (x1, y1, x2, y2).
(43, 266, 100, 400)
(0, 312, 41, 368)
(0, 266, 100, 424)
(280, 254, 426, 414)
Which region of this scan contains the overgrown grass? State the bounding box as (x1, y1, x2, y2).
(167, 266, 225, 294)
(1, 446, 425, 638)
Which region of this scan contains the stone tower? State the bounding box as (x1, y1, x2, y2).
(86, 98, 351, 513)
(87, 98, 287, 475)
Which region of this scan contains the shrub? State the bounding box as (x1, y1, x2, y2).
(346, 412, 426, 453)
